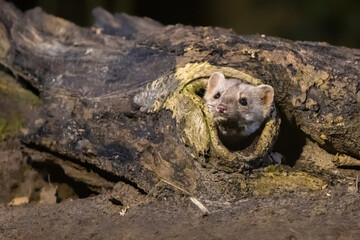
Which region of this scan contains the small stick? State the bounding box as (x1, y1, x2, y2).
(356, 175, 359, 193)
(157, 180, 210, 215)
(189, 197, 210, 216)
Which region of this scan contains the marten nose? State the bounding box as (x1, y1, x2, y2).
(216, 104, 227, 113)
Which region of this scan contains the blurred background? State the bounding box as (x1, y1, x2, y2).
(7, 0, 360, 48)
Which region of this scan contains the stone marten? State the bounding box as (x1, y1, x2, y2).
(204, 72, 274, 149)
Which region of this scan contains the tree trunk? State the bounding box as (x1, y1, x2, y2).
(0, 1, 359, 201)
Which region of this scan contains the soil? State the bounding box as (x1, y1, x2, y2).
(1, 183, 360, 240)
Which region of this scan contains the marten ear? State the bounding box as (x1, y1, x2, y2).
(256, 84, 274, 114)
(207, 72, 225, 92)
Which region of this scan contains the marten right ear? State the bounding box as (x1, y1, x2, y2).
(207, 72, 225, 92)
(256, 84, 274, 116)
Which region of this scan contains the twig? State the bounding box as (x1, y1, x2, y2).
(152, 180, 210, 215)
(189, 197, 210, 216)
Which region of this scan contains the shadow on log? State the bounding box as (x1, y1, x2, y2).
(0, 1, 359, 201)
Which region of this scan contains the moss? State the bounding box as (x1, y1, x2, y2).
(264, 164, 279, 173)
(252, 168, 323, 195)
(0, 22, 11, 58)
(0, 114, 22, 141)
(0, 72, 39, 106)
(0, 118, 6, 140)
(0, 71, 39, 141)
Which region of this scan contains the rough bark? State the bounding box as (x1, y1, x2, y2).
(0, 1, 359, 201)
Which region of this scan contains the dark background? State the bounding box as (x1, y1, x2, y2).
(7, 0, 360, 48)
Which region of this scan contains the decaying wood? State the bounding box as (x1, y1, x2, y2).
(0, 1, 359, 201)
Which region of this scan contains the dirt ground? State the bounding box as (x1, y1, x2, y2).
(1, 183, 360, 240)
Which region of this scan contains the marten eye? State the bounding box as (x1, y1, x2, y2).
(214, 92, 221, 99)
(239, 98, 247, 106)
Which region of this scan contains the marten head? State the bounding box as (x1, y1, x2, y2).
(204, 72, 274, 138)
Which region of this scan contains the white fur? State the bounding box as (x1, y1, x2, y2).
(244, 114, 254, 121)
(244, 122, 260, 136)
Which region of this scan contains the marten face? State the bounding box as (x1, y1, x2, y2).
(204, 72, 274, 137)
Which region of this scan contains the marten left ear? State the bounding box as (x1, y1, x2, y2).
(256, 84, 274, 113)
(207, 72, 225, 92)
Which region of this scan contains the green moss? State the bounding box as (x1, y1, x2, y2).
(0, 72, 39, 106)
(0, 71, 39, 141)
(0, 114, 22, 141)
(0, 118, 6, 140)
(264, 164, 280, 173)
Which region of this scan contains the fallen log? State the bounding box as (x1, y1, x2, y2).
(0, 1, 359, 201)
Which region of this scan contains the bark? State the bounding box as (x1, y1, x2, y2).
(0, 1, 359, 200)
